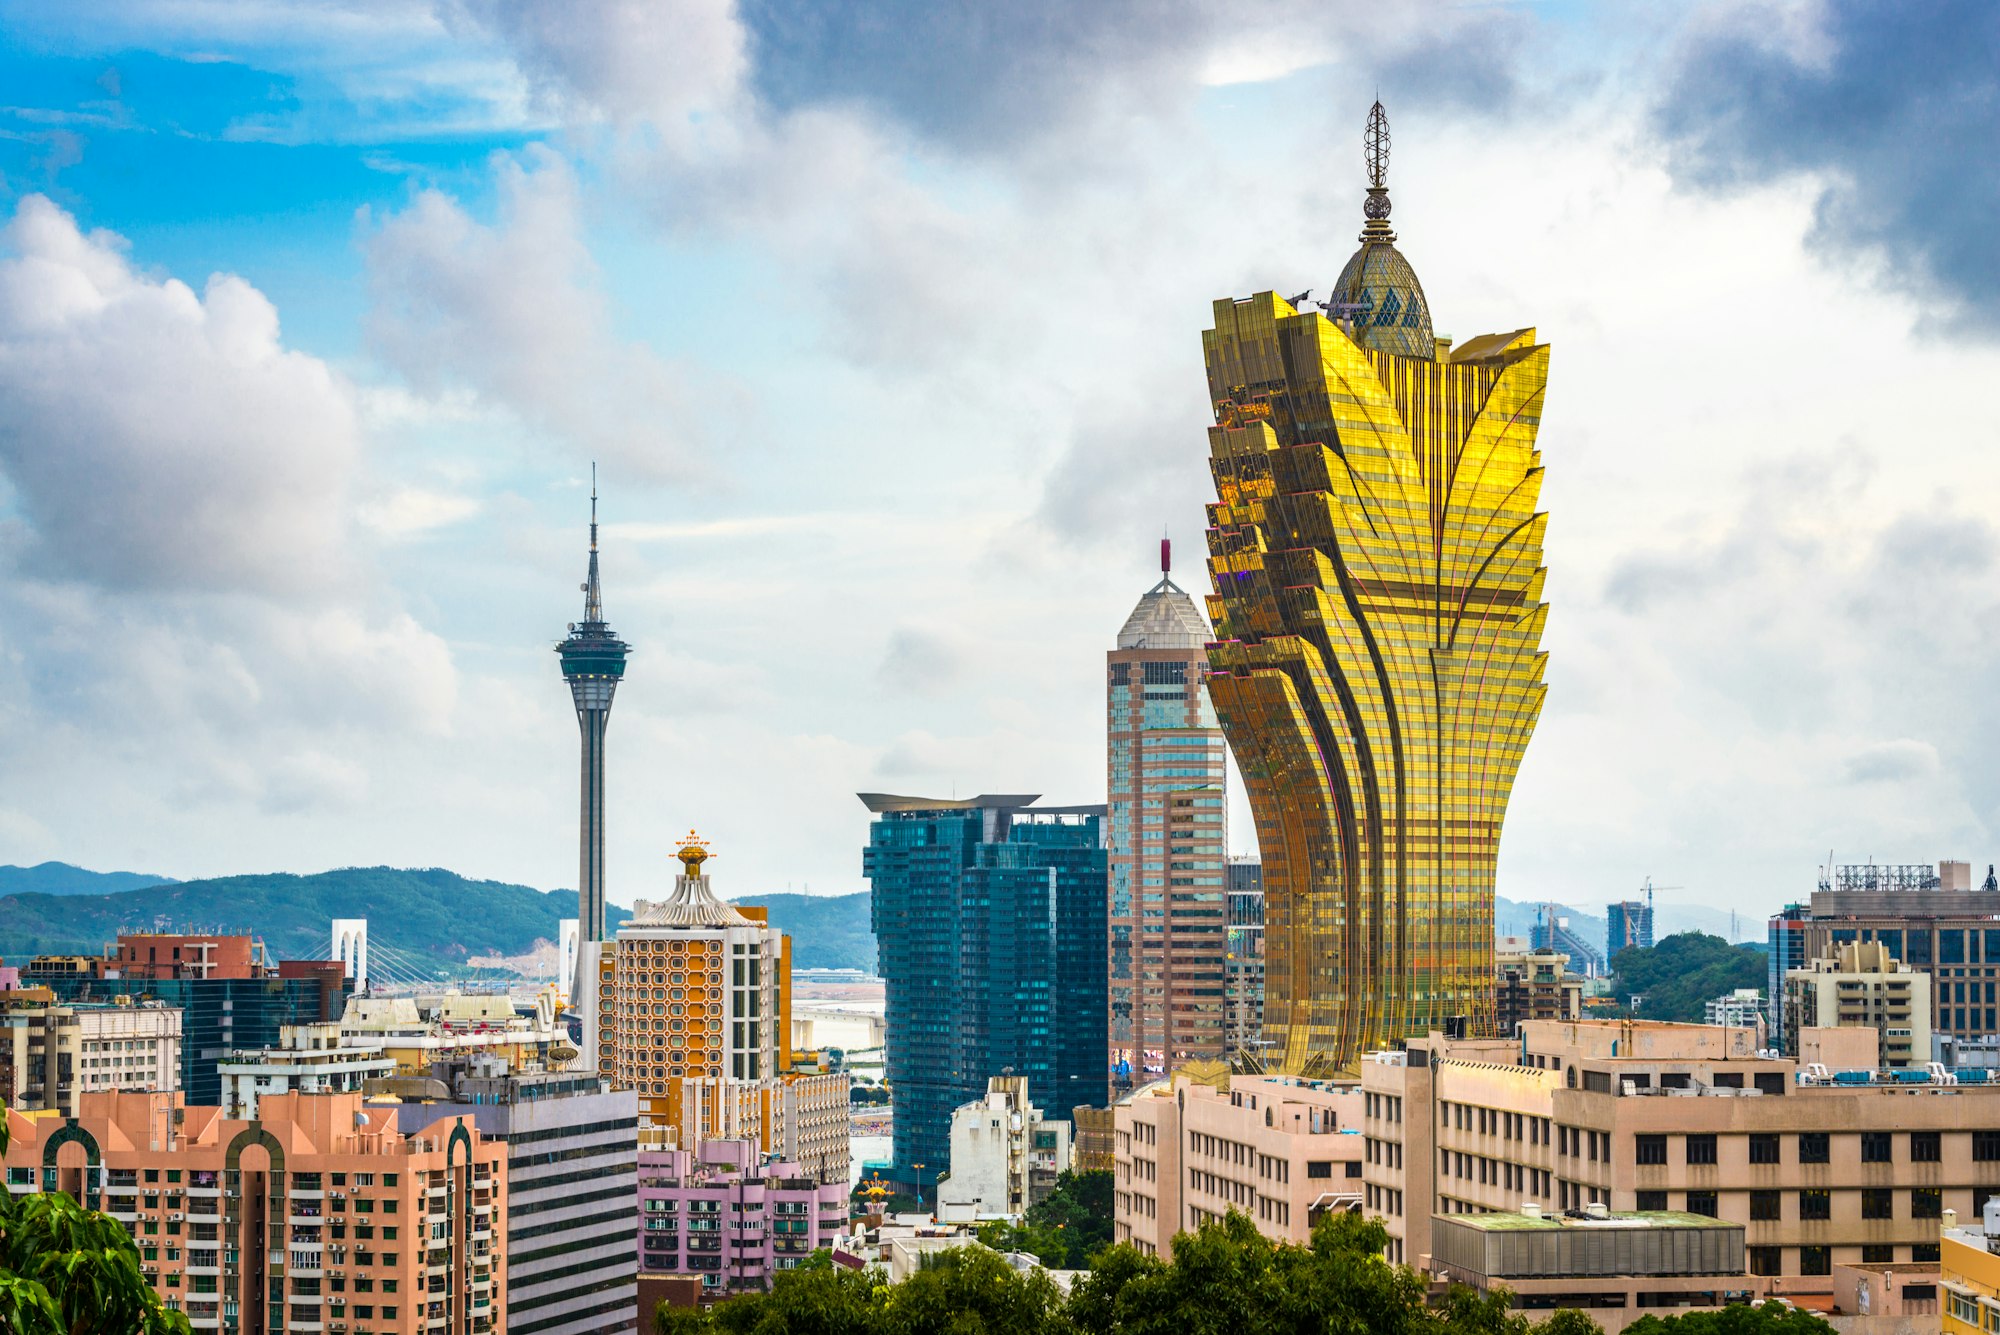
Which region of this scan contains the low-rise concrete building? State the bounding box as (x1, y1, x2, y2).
(218, 1023, 396, 1119)
(1429, 1208, 1750, 1331)
(1114, 1073, 1364, 1259)
(1786, 943, 1931, 1070)
(1362, 1018, 2000, 1292)
(1704, 989, 1767, 1031)
(0, 996, 180, 1115)
(940, 1076, 1072, 1221)
(1945, 1201, 2000, 1335)
(638, 1139, 849, 1298)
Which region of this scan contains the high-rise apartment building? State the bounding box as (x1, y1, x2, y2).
(1200, 102, 1551, 1071)
(861, 794, 1107, 1196)
(1606, 899, 1655, 962)
(3, 1090, 507, 1335)
(558, 481, 629, 946)
(1494, 945, 1581, 1033)
(383, 1059, 639, 1335)
(1107, 543, 1229, 1093)
(636, 1139, 849, 1297)
(1226, 857, 1266, 1060)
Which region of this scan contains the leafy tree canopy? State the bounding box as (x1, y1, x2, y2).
(1610, 933, 1767, 1023)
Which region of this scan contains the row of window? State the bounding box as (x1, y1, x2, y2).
(1634, 1130, 1961, 1166)
(1634, 1186, 1957, 1220)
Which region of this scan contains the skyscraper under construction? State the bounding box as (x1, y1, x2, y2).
(1201, 102, 1551, 1072)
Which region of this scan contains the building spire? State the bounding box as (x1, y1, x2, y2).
(583, 464, 603, 624)
(1361, 99, 1395, 243)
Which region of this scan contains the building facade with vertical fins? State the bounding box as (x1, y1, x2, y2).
(1106, 546, 1231, 1095)
(860, 794, 1107, 1198)
(1201, 103, 1551, 1073)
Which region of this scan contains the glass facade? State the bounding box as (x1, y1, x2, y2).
(1200, 106, 1551, 1072)
(42, 974, 352, 1105)
(1107, 571, 1229, 1093)
(860, 796, 1107, 1193)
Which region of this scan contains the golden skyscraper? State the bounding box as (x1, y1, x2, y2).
(1202, 102, 1550, 1072)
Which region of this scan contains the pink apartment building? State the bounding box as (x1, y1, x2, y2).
(1115, 1074, 1366, 1258)
(637, 1139, 850, 1297)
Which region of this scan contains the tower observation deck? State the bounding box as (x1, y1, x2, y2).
(557, 478, 629, 942)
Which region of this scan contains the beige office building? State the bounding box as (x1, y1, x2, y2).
(1496, 946, 1582, 1034)
(1784, 941, 1930, 1069)
(0, 998, 181, 1116)
(1361, 1018, 2000, 1294)
(1114, 1074, 1364, 1258)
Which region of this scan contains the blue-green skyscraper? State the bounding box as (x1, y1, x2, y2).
(860, 794, 1108, 1198)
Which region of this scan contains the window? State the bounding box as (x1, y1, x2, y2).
(1751, 1191, 1781, 1221)
(1636, 1191, 1668, 1212)
(1307, 1162, 1332, 1179)
(1800, 1246, 1831, 1277)
(1912, 1132, 1942, 1163)
(1799, 1190, 1831, 1220)
(1685, 1135, 1717, 1166)
(1863, 1189, 1894, 1219)
(1976, 1131, 2000, 1162)
(1799, 1133, 1830, 1164)
(1914, 1243, 1941, 1264)
(1954, 1292, 1981, 1326)
(1861, 1132, 1892, 1163)
(1749, 1248, 1783, 1277)
(1914, 1189, 1942, 1219)
(1686, 1191, 1719, 1217)
(1749, 1134, 1780, 1165)
(1862, 1245, 1895, 1264)
(1635, 1135, 1667, 1166)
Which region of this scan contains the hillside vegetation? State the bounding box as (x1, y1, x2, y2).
(0, 866, 876, 975)
(0, 862, 177, 897)
(1610, 932, 1768, 1023)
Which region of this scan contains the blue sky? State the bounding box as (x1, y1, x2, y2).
(2, 0, 1998, 941)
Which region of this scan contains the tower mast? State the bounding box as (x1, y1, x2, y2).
(557, 467, 630, 942)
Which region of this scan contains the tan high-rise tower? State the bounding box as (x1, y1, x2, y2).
(1107, 540, 1231, 1093)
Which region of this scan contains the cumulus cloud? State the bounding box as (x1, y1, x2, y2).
(363, 146, 710, 480)
(737, 0, 1525, 151)
(1844, 739, 1940, 785)
(447, 0, 747, 129)
(1655, 0, 2000, 333)
(0, 195, 357, 593)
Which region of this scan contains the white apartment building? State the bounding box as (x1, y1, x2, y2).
(217, 1021, 397, 1118)
(940, 1075, 1073, 1221)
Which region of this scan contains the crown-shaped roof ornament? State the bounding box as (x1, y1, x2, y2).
(676, 831, 711, 876)
(1361, 99, 1395, 241)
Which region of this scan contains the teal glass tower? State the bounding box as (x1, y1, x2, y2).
(558, 481, 628, 942)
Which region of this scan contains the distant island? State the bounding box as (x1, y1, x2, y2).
(0, 862, 875, 978)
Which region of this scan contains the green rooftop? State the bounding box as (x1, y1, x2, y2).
(1447, 1210, 1734, 1232)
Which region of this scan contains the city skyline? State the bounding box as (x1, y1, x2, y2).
(1, 6, 1998, 926)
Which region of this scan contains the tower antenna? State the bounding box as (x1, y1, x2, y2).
(1365, 99, 1390, 189)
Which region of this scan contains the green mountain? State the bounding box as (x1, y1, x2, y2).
(1608, 932, 1768, 1023)
(727, 892, 874, 973)
(0, 867, 877, 976)
(0, 862, 177, 897)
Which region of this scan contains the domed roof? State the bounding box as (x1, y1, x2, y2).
(1323, 99, 1435, 360)
(1117, 577, 1209, 650)
(1330, 237, 1434, 359)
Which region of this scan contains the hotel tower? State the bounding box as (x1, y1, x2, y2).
(1202, 102, 1551, 1072)
(1107, 540, 1231, 1093)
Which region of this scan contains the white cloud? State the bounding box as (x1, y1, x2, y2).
(0, 196, 358, 594)
(362, 146, 711, 481)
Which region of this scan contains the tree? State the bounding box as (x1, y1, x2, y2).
(1024, 1170, 1113, 1268)
(0, 1111, 191, 1335)
(884, 1247, 1068, 1335)
(977, 1219, 1069, 1268)
(1623, 1302, 1836, 1335)
(1610, 934, 1767, 1023)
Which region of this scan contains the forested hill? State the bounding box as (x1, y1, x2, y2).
(0, 867, 876, 975)
(0, 861, 177, 897)
(1609, 932, 1769, 1022)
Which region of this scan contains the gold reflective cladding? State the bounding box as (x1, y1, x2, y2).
(1202, 293, 1550, 1073)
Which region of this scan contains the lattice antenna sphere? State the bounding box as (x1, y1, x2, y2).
(1365, 100, 1390, 189)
